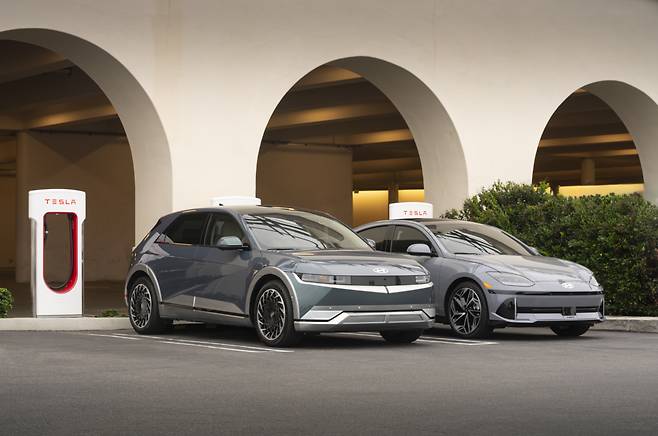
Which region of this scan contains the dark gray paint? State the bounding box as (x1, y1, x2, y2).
(126, 206, 434, 332)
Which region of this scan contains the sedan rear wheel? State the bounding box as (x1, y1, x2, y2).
(448, 282, 492, 339)
(551, 324, 591, 337)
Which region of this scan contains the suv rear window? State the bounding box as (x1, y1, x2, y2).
(161, 213, 208, 245)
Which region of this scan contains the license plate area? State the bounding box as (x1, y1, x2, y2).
(562, 306, 576, 316)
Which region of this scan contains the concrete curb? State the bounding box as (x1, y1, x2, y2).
(0, 317, 131, 331)
(592, 316, 658, 334)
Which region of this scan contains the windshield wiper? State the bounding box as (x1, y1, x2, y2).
(452, 252, 483, 255)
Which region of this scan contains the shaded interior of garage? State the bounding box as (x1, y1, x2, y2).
(533, 89, 644, 197)
(257, 64, 425, 226)
(0, 40, 133, 315)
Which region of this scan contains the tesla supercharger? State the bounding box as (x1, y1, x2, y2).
(29, 189, 86, 317)
(389, 202, 434, 220)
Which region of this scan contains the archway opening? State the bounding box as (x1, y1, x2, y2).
(0, 30, 171, 317)
(533, 85, 651, 198)
(256, 57, 467, 226)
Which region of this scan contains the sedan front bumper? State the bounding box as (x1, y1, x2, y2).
(488, 291, 605, 326)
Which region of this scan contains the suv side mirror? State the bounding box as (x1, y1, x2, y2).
(217, 236, 244, 250)
(407, 243, 432, 256)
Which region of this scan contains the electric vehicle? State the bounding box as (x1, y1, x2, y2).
(355, 219, 605, 339)
(125, 206, 434, 347)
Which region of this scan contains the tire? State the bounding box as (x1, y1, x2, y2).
(550, 324, 591, 337)
(447, 281, 492, 339)
(253, 280, 302, 347)
(128, 277, 170, 334)
(380, 329, 423, 344)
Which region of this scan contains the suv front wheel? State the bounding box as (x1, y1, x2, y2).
(253, 280, 302, 347)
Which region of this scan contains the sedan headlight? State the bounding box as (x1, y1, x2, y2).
(486, 271, 534, 287)
(589, 274, 602, 289)
(415, 275, 431, 284)
(299, 273, 351, 285)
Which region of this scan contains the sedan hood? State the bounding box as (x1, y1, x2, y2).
(283, 250, 427, 276)
(458, 254, 591, 283)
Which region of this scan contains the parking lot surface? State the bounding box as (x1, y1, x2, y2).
(1, 325, 657, 435)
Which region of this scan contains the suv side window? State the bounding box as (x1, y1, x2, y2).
(204, 213, 245, 246)
(160, 213, 208, 245)
(358, 226, 393, 252)
(391, 225, 431, 254)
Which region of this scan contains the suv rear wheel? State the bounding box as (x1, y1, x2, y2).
(380, 329, 423, 344)
(128, 277, 170, 334)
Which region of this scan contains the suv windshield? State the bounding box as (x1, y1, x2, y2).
(424, 221, 531, 256)
(242, 210, 370, 251)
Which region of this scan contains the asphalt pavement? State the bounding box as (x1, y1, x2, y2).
(1, 325, 657, 435)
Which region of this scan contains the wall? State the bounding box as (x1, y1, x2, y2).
(14, 132, 134, 282)
(256, 143, 352, 224)
(0, 137, 16, 270)
(1, 0, 658, 229)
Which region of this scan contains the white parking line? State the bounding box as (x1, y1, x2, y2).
(337, 332, 498, 346)
(157, 340, 264, 353)
(86, 333, 142, 341)
(113, 333, 294, 353)
(106, 333, 294, 353)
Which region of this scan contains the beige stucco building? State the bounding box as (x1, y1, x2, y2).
(1, 0, 657, 288)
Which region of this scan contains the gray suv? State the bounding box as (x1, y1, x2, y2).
(125, 206, 435, 347)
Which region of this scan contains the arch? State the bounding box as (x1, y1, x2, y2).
(532, 80, 657, 204)
(0, 28, 173, 241)
(256, 56, 468, 220)
(584, 81, 658, 204)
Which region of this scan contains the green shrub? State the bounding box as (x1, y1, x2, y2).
(100, 309, 122, 317)
(444, 182, 658, 316)
(0, 288, 13, 318)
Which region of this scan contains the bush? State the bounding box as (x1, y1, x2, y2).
(0, 288, 13, 318)
(444, 182, 658, 316)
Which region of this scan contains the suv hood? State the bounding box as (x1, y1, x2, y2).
(282, 250, 427, 276)
(458, 254, 592, 283)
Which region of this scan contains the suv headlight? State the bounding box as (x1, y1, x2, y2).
(299, 273, 351, 285)
(486, 271, 534, 287)
(415, 275, 431, 284)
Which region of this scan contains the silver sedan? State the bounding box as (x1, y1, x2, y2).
(355, 219, 605, 338)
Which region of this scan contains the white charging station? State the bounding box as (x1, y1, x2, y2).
(210, 196, 261, 207)
(29, 189, 86, 317)
(389, 202, 434, 220)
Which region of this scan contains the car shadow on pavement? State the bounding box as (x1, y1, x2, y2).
(425, 325, 601, 342)
(167, 323, 426, 350)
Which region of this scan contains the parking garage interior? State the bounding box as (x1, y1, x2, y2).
(533, 88, 644, 197)
(257, 64, 425, 227)
(0, 40, 134, 315)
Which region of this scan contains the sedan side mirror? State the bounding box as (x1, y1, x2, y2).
(407, 243, 432, 256)
(217, 236, 245, 250)
(365, 238, 377, 249)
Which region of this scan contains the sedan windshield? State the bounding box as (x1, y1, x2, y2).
(424, 221, 531, 256)
(242, 210, 370, 251)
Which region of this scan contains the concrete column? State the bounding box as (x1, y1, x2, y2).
(14, 131, 30, 283)
(581, 158, 596, 185)
(388, 183, 399, 204)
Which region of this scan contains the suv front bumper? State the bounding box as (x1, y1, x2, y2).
(295, 306, 435, 332)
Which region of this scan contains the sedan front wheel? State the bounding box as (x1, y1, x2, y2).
(447, 281, 492, 339)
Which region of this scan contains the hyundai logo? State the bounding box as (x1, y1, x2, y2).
(561, 282, 575, 289)
(372, 267, 389, 274)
